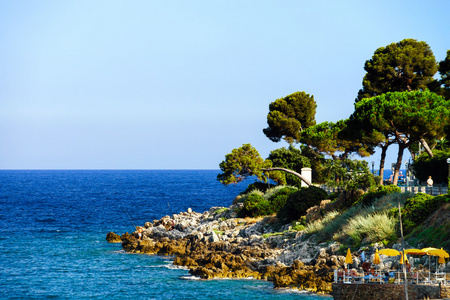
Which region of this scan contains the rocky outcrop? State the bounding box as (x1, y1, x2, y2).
(106, 231, 122, 243)
(108, 205, 349, 295)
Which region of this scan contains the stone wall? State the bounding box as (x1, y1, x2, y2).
(441, 285, 450, 298)
(332, 283, 442, 300)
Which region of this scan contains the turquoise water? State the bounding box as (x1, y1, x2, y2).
(0, 170, 328, 299)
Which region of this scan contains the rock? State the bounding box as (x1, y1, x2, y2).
(208, 231, 220, 243)
(113, 205, 339, 295)
(144, 222, 153, 229)
(106, 232, 122, 243)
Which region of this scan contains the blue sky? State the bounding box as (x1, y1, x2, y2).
(1, 0, 449, 170)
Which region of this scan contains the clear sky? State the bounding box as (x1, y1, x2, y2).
(1, 0, 449, 170)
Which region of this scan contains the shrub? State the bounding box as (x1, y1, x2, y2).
(304, 210, 340, 234)
(239, 193, 271, 217)
(338, 212, 397, 245)
(412, 149, 450, 183)
(277, 186, 328, 222)
(400, 194, 449, 234)
(359, 185, 401, 207)
(268, 187, 297, 213)
(240, 181, 273, 195)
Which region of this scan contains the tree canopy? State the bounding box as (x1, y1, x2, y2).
(267, 146, 311, 187)
(263, 91, 316, 144)
(217, 144, 312, 186)
(356, 39, 437, 101)
(300, 119, 375, 160)
(353, 90, 450, 184)
(439, 50, 450, 99)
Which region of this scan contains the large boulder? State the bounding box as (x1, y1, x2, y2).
(106, 232, 122, 243)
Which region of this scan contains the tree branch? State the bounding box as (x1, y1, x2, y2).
(262, 167, 311, 186)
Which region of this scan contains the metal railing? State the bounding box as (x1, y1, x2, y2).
(320, 185, 448, 196)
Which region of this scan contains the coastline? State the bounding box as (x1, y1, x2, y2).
(107, 202, 346, 296)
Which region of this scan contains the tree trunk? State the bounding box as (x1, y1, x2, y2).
(262, 167, 311, 186)
(379, 145, 388, 185)
(393, 144, 407, 185)
(419, 138, 434, 157)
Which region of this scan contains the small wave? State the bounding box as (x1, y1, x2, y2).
(179, 275, 202, 281)
(165, 264, 189, 270)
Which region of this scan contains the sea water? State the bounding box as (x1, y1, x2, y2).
(0, 170, 327, 299)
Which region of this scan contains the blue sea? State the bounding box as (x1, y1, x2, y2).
(0, 170, 327, 299)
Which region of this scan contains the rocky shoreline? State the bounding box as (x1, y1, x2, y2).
(107, 203, 352, 295)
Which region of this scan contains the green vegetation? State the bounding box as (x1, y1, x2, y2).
(213, 207, 229, 215)
(412, 149, 450, 183)
(215, 38, 450, 250)
(277, 186, 328, 222)
(358, 185, 401, 207)
(398, 193, 449, 234)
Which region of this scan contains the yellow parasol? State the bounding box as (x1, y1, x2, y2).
(426, 248, 449, 258)
(405, 248, 426, 255)
(438, 255, 446, 264)
(345, 248, 353, 265)
(422, 247, 439, 253)
(399, 251, 408, 264)
(373, 249, 380, 265)
(379, 248, 400, 256)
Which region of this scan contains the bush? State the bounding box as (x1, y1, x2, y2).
(277, 186, 328, 222)
(239, 193, 271, 217)
(268, 187, 297, 213)
(412, 149, 450, 183)
(338, 212, 397, 246)
(240, 181, 273, 195)
(359, 185, 401, 207)
(400, 194, 449, 234)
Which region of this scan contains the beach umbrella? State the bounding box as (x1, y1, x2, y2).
(426, 248, 449, 258)
(438, 255, 446, 264)
(373, 249, 380, 265)
(345, 248, 353, 265)
(399, 251, 408, 264)
(379, 248, 400, 256)
(405, 248, 427, 255)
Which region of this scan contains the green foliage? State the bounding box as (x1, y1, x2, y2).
(438, 50, 450, 100)
(354, 91, 450, 146)
(301, 119, 374, 159)
(400, 193, 449, 234)
(304, 210, 340, 234)
(337, 212, 397, 246)
(239, 192, 271, 217)
(240, 181, 273, 195)
(217, 143, 285, 185)
(352, 90, 450, 184)
(263, 91, 317, 144)
(357, 39, 437, 101)
(267, 146, 311, 187)
(324, 158, 377, 192)
(238, 186, 298, 218)
(306, 192, 410, 244)
(268, 187, 297, 212)
(407, 222, 450, 250)
(412, 149, 450, 183)
(277, 186, 328, 222)
(359, 185, 401, 207)
(291, 221, 305, 231)
(213, 207, 229, 215)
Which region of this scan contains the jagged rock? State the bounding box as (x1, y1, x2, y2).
(144, 222, 153, 229)
(109, 205, 340, 295)
(106, 232, 122, 243)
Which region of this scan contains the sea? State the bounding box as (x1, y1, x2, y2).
(0, 170, 328, 299)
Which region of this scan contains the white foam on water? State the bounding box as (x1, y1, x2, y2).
(179, 275, 202, 281)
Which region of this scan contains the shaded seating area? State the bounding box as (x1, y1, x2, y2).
(334, 247, 449, 286)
